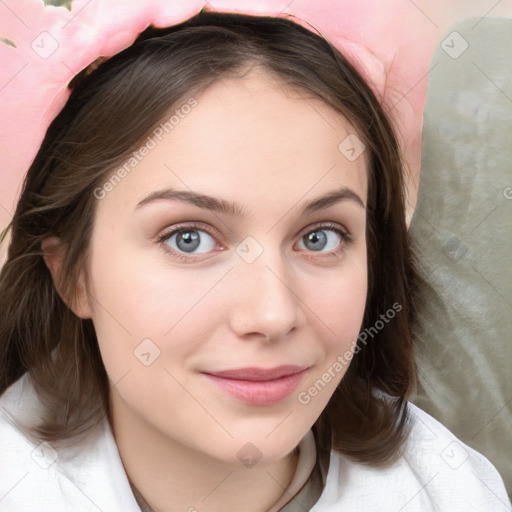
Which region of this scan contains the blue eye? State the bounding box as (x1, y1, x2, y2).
(297, 224, 351, 253)
(158, 226, 217, 257)
(157, 222, 351, 262)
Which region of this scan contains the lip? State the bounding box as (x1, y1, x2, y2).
(206, 365, 308, 381)
(202, 365, 309, 406)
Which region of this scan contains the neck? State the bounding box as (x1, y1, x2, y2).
(110, 395, 300, 512)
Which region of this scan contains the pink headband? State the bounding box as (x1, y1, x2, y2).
(0, 0, 439, 236)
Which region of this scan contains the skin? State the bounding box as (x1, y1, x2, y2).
(45, 67, 368, 512)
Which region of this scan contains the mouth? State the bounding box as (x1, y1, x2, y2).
(201, 365, 309, 406)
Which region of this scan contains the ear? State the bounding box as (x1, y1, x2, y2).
(42, 236, 93, 319)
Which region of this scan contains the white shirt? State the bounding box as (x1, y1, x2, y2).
(0, 373, 510, 511)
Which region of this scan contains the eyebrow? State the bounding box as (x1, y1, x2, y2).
(134, 186, 365, 217)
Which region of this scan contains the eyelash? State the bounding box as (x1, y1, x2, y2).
(156, 222, 353, 262)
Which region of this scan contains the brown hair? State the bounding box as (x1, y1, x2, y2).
(0, 10, 419, 465)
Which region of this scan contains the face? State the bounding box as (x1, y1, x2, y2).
(78, 67, 368, 466)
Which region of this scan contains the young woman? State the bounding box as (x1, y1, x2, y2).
(0, 7, 509, 512)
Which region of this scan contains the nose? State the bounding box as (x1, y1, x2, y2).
(227, 248, 305, 343)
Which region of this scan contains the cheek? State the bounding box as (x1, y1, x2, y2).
(295, 258, 367, 407)
(306, 252, 367, 385)
(318, 256, 368, 341)
(85, 236, 226, 374)
(294, 261, 367, 414)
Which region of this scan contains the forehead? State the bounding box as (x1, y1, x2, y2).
(98, 67, 368, 216)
